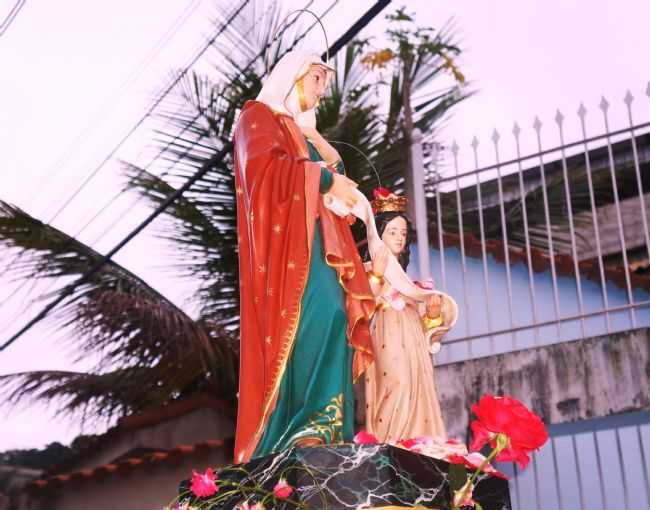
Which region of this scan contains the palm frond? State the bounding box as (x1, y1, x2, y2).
(0, 349, 236, 421)
(122, 165, 239, 327)
(120, 2, 325, 331)
(0, 201, 232, 374)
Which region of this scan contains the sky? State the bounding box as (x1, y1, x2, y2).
(0, 0, 649, 451)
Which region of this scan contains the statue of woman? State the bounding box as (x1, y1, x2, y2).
(232, 50, 375, 463)
(362, 190, 450, 443)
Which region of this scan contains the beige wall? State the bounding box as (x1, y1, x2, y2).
(70, 408, 235, 472)
(30, 448, 230, 510)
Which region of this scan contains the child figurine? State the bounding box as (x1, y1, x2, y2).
(363, 189, 449, 443)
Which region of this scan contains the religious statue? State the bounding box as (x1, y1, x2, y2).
(232, 50, 375, 463)
(362, 189, 456, 443)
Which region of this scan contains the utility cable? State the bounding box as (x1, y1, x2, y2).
(0, 0, 392, 353)
(0, 0, 25, 36)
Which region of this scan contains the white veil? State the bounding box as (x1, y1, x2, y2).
(256, 49, 334, 129)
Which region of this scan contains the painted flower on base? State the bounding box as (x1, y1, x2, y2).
(190, 467, 218, 497)
(470, 395, 548, 469)
(353, 430, 379, 445)
(385, 289, 406, 310)
(398, 435, 468, 460)
(273, 478, 294, 499)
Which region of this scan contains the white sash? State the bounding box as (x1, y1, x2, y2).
(324, 189, 459, 353)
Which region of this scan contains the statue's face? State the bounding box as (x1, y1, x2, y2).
(297, 65, 328, 110)
(381, 216, 408, 256)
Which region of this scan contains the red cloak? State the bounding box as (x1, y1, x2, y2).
(232, 100, 374, 463)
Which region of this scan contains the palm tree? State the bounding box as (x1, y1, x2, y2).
(0, 201, 237, 422)
(0, 2, 469, 425)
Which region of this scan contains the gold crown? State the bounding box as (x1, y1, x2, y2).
(371, 188, 408, 213)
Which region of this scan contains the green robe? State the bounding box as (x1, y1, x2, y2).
(252, 141, 354, 457)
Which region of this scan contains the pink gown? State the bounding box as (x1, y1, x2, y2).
(364, 264, 446, 442)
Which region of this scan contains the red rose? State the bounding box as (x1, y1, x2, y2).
(469, 395, 548, 469)
(353, 430, 379, 445)
(373, 187, 392, 199)
(190, 467, 218, 497)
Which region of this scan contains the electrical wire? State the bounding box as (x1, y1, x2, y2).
(42, 0, 252, 226)
(0, 0, 25, 37)
(87, 0, 329, 249)
(0, 0, 320, 331)
(0, 0, 392, 353)
(0, 0, 250, 294)
(31, 0, 203, 214)
(0, 1, 247, 323)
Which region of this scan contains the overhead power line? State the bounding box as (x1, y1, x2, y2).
(0, 0, 322, 334)
(85, 0, 326, 247)
(0, 0, 321, 320)
(0, 0, 392, 353)
(0, 0, 25, 37)
(31, 0, 203, 213)
(43, 0, 252, 226)
(0, 0, 246, 286)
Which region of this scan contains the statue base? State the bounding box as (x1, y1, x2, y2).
(180, 443, 511, 509)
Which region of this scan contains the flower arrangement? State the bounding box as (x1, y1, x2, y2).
(397, 395, 547, 510)
(164, 465, 316, 510)
(166, 395, 546, 510)
(353, 394, 547, 509)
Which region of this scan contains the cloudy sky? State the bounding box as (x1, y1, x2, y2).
(0, 0, 649, 451)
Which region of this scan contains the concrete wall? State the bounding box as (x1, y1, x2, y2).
(29, 448, 230, 510)
(436, 327, 650, 440)
(70, 408, 235, 471)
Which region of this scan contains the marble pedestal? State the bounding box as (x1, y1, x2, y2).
(180, 444, 511, 509)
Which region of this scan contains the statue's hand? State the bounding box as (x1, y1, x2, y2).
(426, 294, 442, 319)
(372, 245, 390, 276)
(329, 173, 358, 209)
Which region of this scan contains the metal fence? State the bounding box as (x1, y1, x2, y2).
(424, 83, 650, 365)
(497, 409, 650, 510)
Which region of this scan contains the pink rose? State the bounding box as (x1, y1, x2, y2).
(272, 478, 294, 499)
(446, 452, 508, 480)
(452, 480, 476, 508)
(190, 467, 218, 497)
